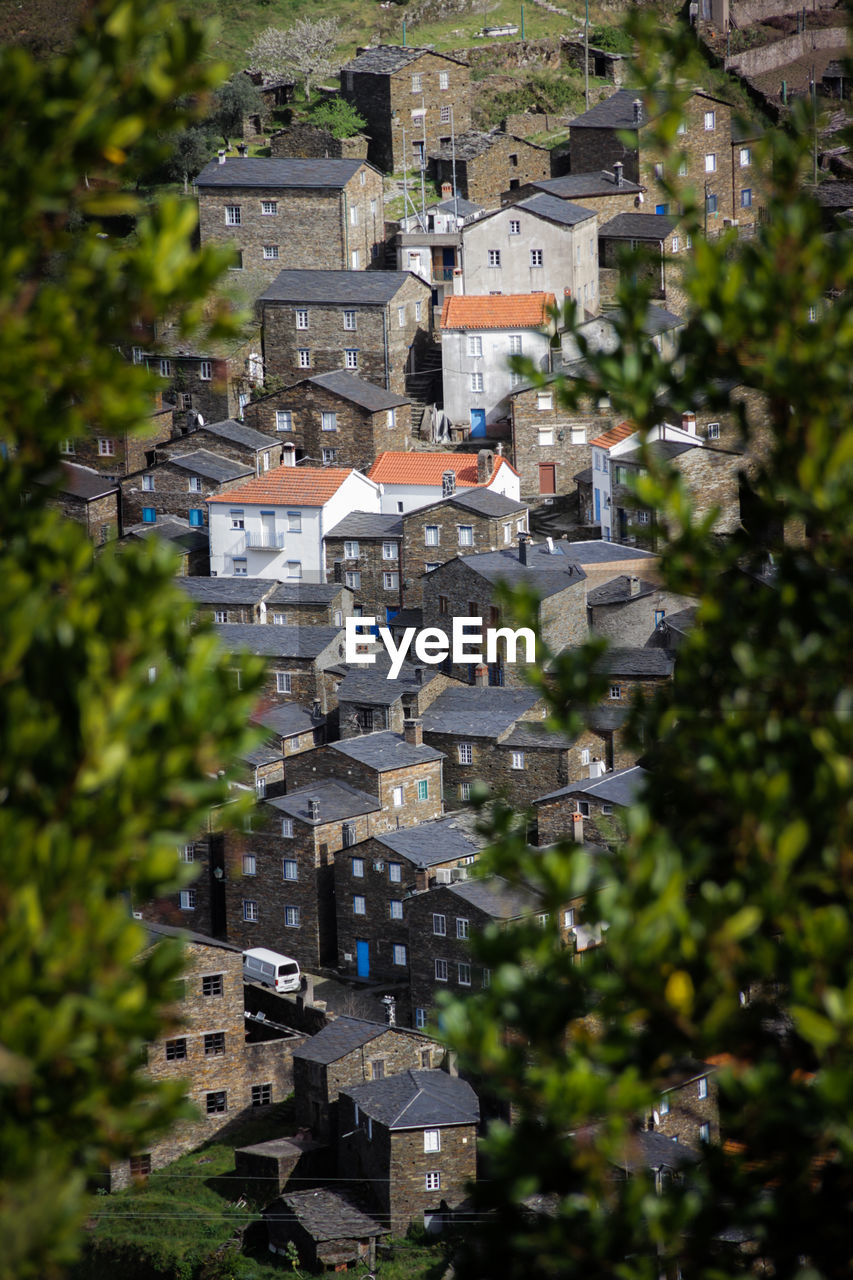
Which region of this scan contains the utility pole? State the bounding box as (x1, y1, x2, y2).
(812, 67, 818, 183)
(584, 0, 590, 108)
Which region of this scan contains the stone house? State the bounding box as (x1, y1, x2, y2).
(241, 740, 286, 802)
(420, 539, 589, 686)
(461, 195, 599, 318)
(440, 293, 557, 432)
(58, 400, 173, 481)
(39, 463, 120, 545)
(587, 575, 698, 648)
(646, 605, 697, 653)
(269, 121, 369, 162)
(597, 213, 681, 306)
(400, 487, 530, 608)
(131, 323, 264, 429)
(556, 539, 661, 590)
(112, 922, 293, 1188)
(264, 1189, 389, 1271)
(518, 168, 645, 219)
(509, 376, 612, 501)
(122, 517, 211, 576)
(335, 661, 458, 740)
(213, 622, 345, 713)
(589, 419, 694, 544)
(195, 156, 386, 286)
(431, 129, 550, 208)
(323, 511, 404, 621)
(260, 270, 431, 399)
(206, 466, 381, 581)
(152, 417, 284, 478)
(593, 648, 674, 708)
(178, 578, 351, 627)
(178, 577, 273, 625)
(367, 448, 521, 515)
(613, 438, 747, 547)
(339, 46, 471, 174)
(395, 197, 484, 316)
(534, 763, 648, 848)
(337, 1070, 479, 1233)
(292, 1017, 440, 1140)
(244, 371, 411, 474)
(647, 1059, 720, 1149)
(120, 450, 253, 532)
(251, 702, 328, 758)
(334, 811, 488, 985)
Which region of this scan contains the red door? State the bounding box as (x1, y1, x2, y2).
(539, 463, 556, 495)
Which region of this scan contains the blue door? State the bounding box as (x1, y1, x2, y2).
(356, 940, 370, 978)
(470, 408, 486, 437)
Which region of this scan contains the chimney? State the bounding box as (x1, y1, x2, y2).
(682, 411, 697, 435)
(452, 267, 464, 296)
(477, 449, 494, 484)
(217, 148, 227, 165)
(311, 699, 322, 720)
(633, 98, 643, 125)
(442, 470, 456, 497)
(414, 665, 424, 685)
(589, 759, 606, 779)
(403, 718, 423, 746)
(414, 868, 429, 891)
(572, 812, 584, 843)
(237, 142, 248, 157)
(333, 561, 342, 583)
(629, 575, 640, 597)
(308, 797, 320, 821)
(382, 995, 397, 1027)
(614, 160, 623, 186)
(473, 663, 488, 687)
(518, 533, 529, 566)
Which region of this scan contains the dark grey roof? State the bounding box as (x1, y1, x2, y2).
(292, 1016, 388, 1064)
(331, 730, 444, 770)
(304, 370, 410, 411)
(325, 511, 404, 540)
(374, 811, 487, 868)
(658, 605, 697, 636)
(560, 539, 657, 565)
(178, 578, 270, 606)
(342, 1069, 479, 1129)
(421, 686, 540, 738)
(243, 741, 284, 768)
(47, 463, 118, 501)
(252, 702, 325, 737)
(343, 44, 466, 75)
(214, 623, 342, 658)
(500, 722, 577, 749)
(594, 647, 674, 677)
(268, 1189, 390, 1242)
(617, 440, 698, 464)
(536, 764, 647, 807)
(516, 192, 597, 227)
(199, 418, 278, 450)
(144, 920, 242, 952)
(268, 780, 381, 824)
(196, 157, 365, 189)
(532, 171, 644, 198)
(599, 213, 675, 240)
(586, 575, 657, 606)
(569, 88, 649, 130)
(445, 873, 541, 920)
(586, 705, 629, 732)
(640, 303, 684, 334)
(433, 128, 507, 161)
(435, 197, 483, 217)
(165, 450, 253, 483)
(260, 270, 416, 306)
(266, 582, 346, 605)
(618, 1129, 699, 1173)
(433, 542, 586, 597)
(806, 181, 853, 209)
(410, 487, 528, 520)
(337, 659, 440, 707)
(124, 518, 209, 552)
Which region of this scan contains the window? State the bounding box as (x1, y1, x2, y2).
(672, 234, 680, 253)
(433, 913, 447, 936)
(350, 205, 359, 227)
(530, 248, 543, 267)
(411, 72, 421, 92)
(298, 348, 311, 369)
(240, 852, 256, 877)
(706, 193, 718, 214)
(699, 1122, 710, 1143)
(129, 1154, 151, 1178)
(398, 305, 405, 327)
(487, 249, 501, 268)
(165, 1038, 187, 1061)
(345, 570, 361, 590)
(383, 572, 399, 590)
(276, 672, 292, 694)
(653, 161, 664, 180)
(284, 905, 300, 928)
(740, 146, 751, 167)
(698, 1076, 708, 1099)
(740, 188, 752, 208)
(294, 309, 310, 331)
(509, 152, 518, 167)
(508, 334, 523, 356)
(415, 1007, 427, 1028)
(351, 248, 361, 269)
(283, 859, 298, 881)
(439, 69, 449, 88)
(602, 803, 614, 815)
(281, 818, 294, 838)
(389, 862, 402, 883)
(204, 1031, 226, 1056)
(263, 245, 279, 260)
(179, 843, 195, 863)
(610, 684, 622, 700)
(458, 962, 471, 985)
(352, 856, 365, 878)
(345, 349, 358, 369)
(457, 525, 473, 546)
(511, 751, 525, 770)
(509, 219, 520, 235)
(59, 439, 75, 454)
(261, 199, 277, 215)
(353, 895, 366, 915)
(659, 1095, 670, 1115)
(225, 205, 241, 226)
(440, 104, 451, 124)
(538, 428, 554, 447)
(320, 411, 337, 433)
(537, 913, 550, 929)
(417, 779, 429, 801)
(242, 899, 258, 922)
(458, 743, 473, 765)
(206, 1091, 227, 1115)
(425, 525, 440, 547)
(707, 421, 720, 439)
(275, 410, 292, 432)
(564, 908, 575, 929)
(678, 159, 688, 177)
(467, 335, 482, 358)
(435, 959, 448, 982)
(390, 900, 403, 920)
(202, 974, 223, 997)
(470, 372, 484, 394)
(382, 541, 398, 559)
(704, 109, 715, 130)
(286, 561, 302, 579)
(424, 1129, 441, 1153)
(393, 944, 407, 966)
(142, 473, 155, 491)
(537, 392, 553, 411)
(179, 888, 195, 910)
(252, 1083, 273, 1106)
(230, 509, 245, 530)
(131, 346, 144, 364)
(705, 153, 716, 173)
(285, 510, 301, 532)
(576, 800, 590, 817)
(456, 917, 469, 940)
(98, 438, 115, 456)
(343, 309, 357, 330)
(438, 595, 449, 615)
(188, 475, 203, 493)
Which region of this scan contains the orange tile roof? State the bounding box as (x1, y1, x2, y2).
(440, 292, 557, 331)
(367, 451, 518, 487)
(207, 467, 355, 507)
(589, 420, 636, 450)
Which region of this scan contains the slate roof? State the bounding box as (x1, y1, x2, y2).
(325, 512, 404, 539)
(446, 873, 541, 920)
(373, 811, 486, 868)
(243, 741, 284, 768)
(292, 1016, 388, 1064)
(252, 703, 325, 738)
(443, 488, 527, 517)
(50, 463, 118, 501)
(594, 647, 674, 677)
(589, 420, 635, 449)
(268, 1189, 389, 1242)
(214, 623, 342, 658)
(268, 780, 381, 824)
(367, 451, 518, 487)
(536, 764, 648, 807)
(435, 197, 483, 217)
(260, 270, 416, 305)
(166, 450, 253, 483)
(343, 44, 467, 75)
(657, 605, 697, 636)
(532, 171, 644, 198)
(145, 920, 242, 953)
(124, 518, 209, 552)
(806, 181, 853, 209)
(331, 730, 444, 770)
(500, 721, 577, 749)
(336, 660, 441, 706)
(586, 575, 657, 606)
(196, 157, 365, 189)
(516, 192, 597, 227)
(178, 578, 271, 606)
(421, 686, 540, 737)
(434, 543, 586, 597)
(569, 88, 651, 130)
(560, 539, 658, 566)
(266, 582, 347, 604)
(619, 1129, 699, 1173)
(300, 370, 411, 411)
(441, 292, 556, 331)
(617, 440, 699, 464)
(599, 213, 675, 240)
(342, 1069, 479, 1129)
(197, 418, 278, 450)
(206, 466, 356, 507)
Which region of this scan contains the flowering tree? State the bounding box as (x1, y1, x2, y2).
(247, 17, 341, 101)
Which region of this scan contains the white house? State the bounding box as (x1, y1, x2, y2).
(440, 292, 556, 431)
(461, 194, 599, 316)
(366, 449, 520, 514)
(207, 466, 381, 579)
(590, 417, 704, 541)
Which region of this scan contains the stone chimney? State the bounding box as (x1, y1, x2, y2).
(308, 797, 320, 821)
(477, 449, 495, 483)
(633, 98, 643, 125)
(414, 665, 424, 685)
(311, 699, 322, 719)
(629, 575, 640, 597)
(614, 160, 624, 186)
(518, 533, 529, 566)
(572, 812, 584, 843)
(403, 718, 423, 746)
(382, 995, 397, 1027)
(473, 664, 489, 687)
(414, 868, 429, 891)
(682, 411, 697, 434)
(237, 142, 248, 157)
(452, 267, 464, 296)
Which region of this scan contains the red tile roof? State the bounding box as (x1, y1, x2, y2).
(589, 421, 636, 450)
(440, 292, 557, 331)
(206, 467, 354, 507)
(367, 451, 517, 487)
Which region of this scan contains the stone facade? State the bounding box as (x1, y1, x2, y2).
(340, 48, 471, 174)
(60, 409, 173, 481)
(260, 273, 432, 400)
(221, 630, 345, 715)
(286, 740, 444, 835)
(510, 383, 612, 500)
(588, 580, 698, 648)
(43, 472, 120, 545)
(432, 131, 551, 209)
(120, 454, 252, 531)
(611, 444, 746, 547)
(270, 123, 369, 161)
(535, 788, 629, 848)
(153, 423, 283, 476)
(130, 330, 263, 432)
(325, 527, 404, 620)
(336, 669, 458, 741)
(648, 1066, 720, 1148)
(400, 496, 529, 607)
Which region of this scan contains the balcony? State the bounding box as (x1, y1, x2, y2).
(245, 530, 285, 550)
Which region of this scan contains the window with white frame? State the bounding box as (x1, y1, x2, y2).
(488, 249, 501, 267)
(275, 410, 292, 431)
(411, 73, 421, 92)
(456, 917, 469, 939)
(508, 334, 522, 355)
(295, 309, 309, 330)
(424, 1129, 441, 1153)
(698, 1076, 708, 1099)
(351, 248, 360, 269)
(433, 913, 446, 936)
(707, 421, 721, 439)
(468, 335, 482, 357)
(740, 146, 751, 167)
(564, 908, 575, 929)
(390, 900, 403, 920)
(470, 372, 484, 393)
(699, 1122, 710, 1142)
(530, 248, 543, 267)
(576, 800, 590, 817)
(243, 900, 258, 922)
(342, 310, 357, 331)
(511, 751, 525, 770)
(705, 153, 716, 172)
(510, 372, 522, 389)
(284, 905, 300, 928)
(345, 349, 358, 369)
(439, 70, 449, 88)
(425, 525, 439, 546)
(580, 748, 590, 766)
(610, 684, 622, 700)
(392, 785, 404, 807)
(345, 570, 361, 589)
(350, 205, 359, 226)
(537, 392, 552, 411)
(393, 944, 407, 966)
(704, 109, 715, 130)
(59, 439, 75, 454)
(321, 411, 337, 432)
(440, 104, 451, 124)
(458, 743, 473, 764)
(382, 541, 398, 559)
(281, 818, 294, 838)
(261, 199, 277, 215)
(98, 438, 115, 456)
(282, 859, 298, 881)
(457, 525, 473, 546)
(287, 510, 301, 532)
(398, 305, 405, 327)
(286, 561, 302, 579)
(179, 843, 195, 863)
(233, 558, 247, 575)
(458, 962, 471, 985)
(263, 245, 279, 260)
(425, 1171, 441, 1191)
(180, 889, 196, 911)
(459, 781, 472, 800)
(225, 205, 241, 225)
(538, 428, 553, 447)
(509, 219, 520, 235)
(344, 540, 359, 559)
(415, 1007, 427, 1028)
(435, 959, 448, 982)
(351, 857, 365, 878)
(383, 572, 399, 590)
(389, 862, 402, 883)
(276, 672, 292, 694)
(142, 474, 154, 491)
(298, 349, 310, 368)
(198, 359, 212, 381)
(242, 853, 256, 876)
(353, 895, 366, 915)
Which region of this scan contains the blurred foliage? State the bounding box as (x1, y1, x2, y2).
(443, 9, 853, 1279)
(0, 2, 263, 1276)
(308, 97, 367, 140)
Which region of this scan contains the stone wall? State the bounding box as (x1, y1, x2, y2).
(65, 415, 173, 480)
(229, 649, 342, 715)
(589, 587, 697, 648)
(270, 123, 369, 161)
(650, 1070, 720, 1147)
(460, 38, 562, 73)
(120, 457, 249, 530)
(406, 885, 492, 1021)
(158, 425, 282, 474)
(433, 133, 551, 208)
(401, 501, 526, 607)
(287, 749, 444, 834)
(511, 384, 609, 500)
(561, 41, 632, 86)
(326, 533, 404, 619)
(334, 836, 418, 982)
(48, 489, 120, 545)
(726, 25, 847, 75)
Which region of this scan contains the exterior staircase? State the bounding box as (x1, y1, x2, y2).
(406, 347, 443, 440)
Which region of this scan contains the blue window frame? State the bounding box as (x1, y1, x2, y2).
(188, 508, 204, 527)
(142, 507, 156, 523)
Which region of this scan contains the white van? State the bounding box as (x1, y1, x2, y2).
(242, 947, 301, 993)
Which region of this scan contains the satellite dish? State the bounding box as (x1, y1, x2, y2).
(196, 412, 204, 427)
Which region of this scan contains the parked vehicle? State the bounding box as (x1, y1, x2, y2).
(243, 947, 301, 993)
